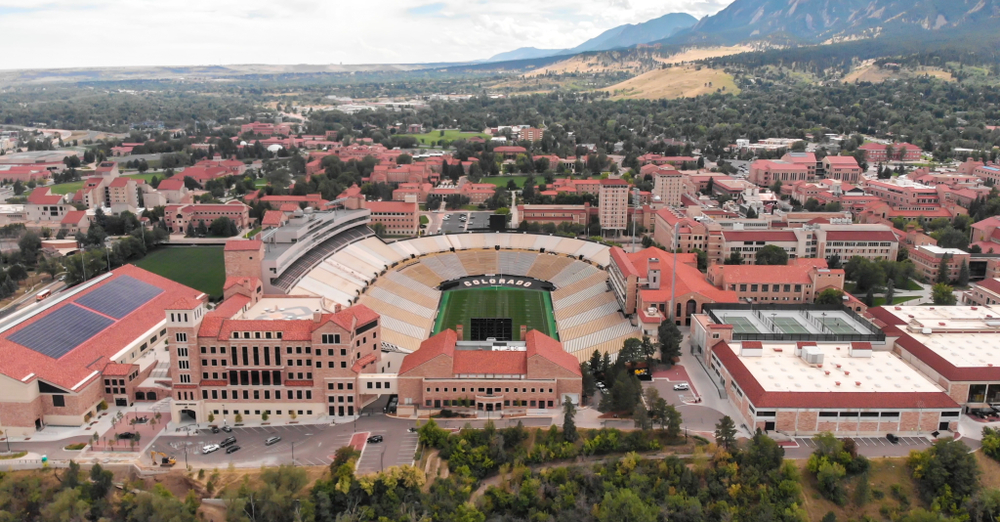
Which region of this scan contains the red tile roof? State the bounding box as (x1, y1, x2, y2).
(453, 351, 526, 374)
(109, 178, 130, 188)
(721, 230, 798, 242)
(713, 341, 958, 409)
(224, 240, 262, 252)
(399, 329, 578, 377)
(157, 178, 185, 191)
(599, 178, 629, 186)
(102, 362, 135, 376)
(824, 156, 860, 165)
(0, 265, 203, 390)
(525, 329, 581, 376)
(366, 201, 416, 213)
(27, 188, 64, 205)
(352, 353, 377, 373)
(398, 329, 456, 374)
(261, 210, 284, 227)
(60, 210, 88, 225)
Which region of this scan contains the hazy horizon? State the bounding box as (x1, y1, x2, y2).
(0, 0, 732, 71)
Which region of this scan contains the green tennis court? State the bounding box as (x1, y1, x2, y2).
(721, 315, 760, 334)
(821, 318, 856, 334)
(433, 286, 557, 341)
(773, 317, 810, 334)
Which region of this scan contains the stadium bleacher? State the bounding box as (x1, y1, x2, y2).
(290, 233, 638, 357)
(271, 225, 372, 292)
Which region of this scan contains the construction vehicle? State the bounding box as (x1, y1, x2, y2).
(150, 451, 176, 467)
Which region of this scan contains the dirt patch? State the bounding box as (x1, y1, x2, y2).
(975, 451, 1000, 490)
(653, 45, 754, 65)
(604, 66, 739, 99)
(525, 54, 649, 77)
(843, 62, 954, 83)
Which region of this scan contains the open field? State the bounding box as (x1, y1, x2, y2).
(843, 62, 954, 83)
(135, 246, 226, 299)
(525, 54, 650, 77)
(653, 45, 754, 64)
(433, 286, 556, 341)
(479, 176, 529, 188)
(604, 66, 739, 100)
(399, 130, 490, 146)
(798, 458, 922, 522)
(45, 172, 164, 195)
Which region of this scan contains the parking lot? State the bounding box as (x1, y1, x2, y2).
(796, 435, 931, 449)
(356, 429, 420, 474)
(152, 423, 350, 468)
(439, 211, 495, 233)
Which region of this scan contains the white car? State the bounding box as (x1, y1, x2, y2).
(673, 383, 690, 391)
(202, 444, 220, 454)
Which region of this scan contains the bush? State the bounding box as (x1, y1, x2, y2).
(64, 443, 86, 451)
(97, 400, 108, 411)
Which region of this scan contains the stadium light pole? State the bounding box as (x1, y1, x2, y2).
(668, 222, 679, 323)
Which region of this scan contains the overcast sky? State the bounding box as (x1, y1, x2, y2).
(0, 0, 732, 70)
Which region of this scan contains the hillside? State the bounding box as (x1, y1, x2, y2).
(664, 0, 1000, 46)
(603, 66, 739, 99)
(487, 12, 696, 62)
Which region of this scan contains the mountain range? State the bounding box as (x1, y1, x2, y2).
(662, 0, 1000, 46)
(486, 12, 697, 62)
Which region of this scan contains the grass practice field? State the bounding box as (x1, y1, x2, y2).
(399, 130, 490, 146)
(433, 286, 557, 341)
(136, 246, 226, 299)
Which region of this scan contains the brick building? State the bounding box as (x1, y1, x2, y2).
(707, 259, 845, 304)
(517, 203, 591, 226)
(858, 142, 922, 162)
(650, 166, 685, 206)
(908, 245, 970, 283)
(0, 265, 202, 436)
(395, 329, 581, 416)
(163, 202, 252, 234)
(365, 200, 419, 236)
(166, 277, 386, 423)
(748, 160, 810, 187)
(821, 156, 862, 183)
(598, 178, 629, 234)
(691, 306, 960, 436)
(517, 128, 545, 142)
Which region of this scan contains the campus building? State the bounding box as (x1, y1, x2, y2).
(908, 245, 970, 284)
(598, 178, 630, 234)
(707, 259, 844, 303)
(163, 202, 252, 234)
(868, 306, 1000, 412)
(396, 329, 581, 416)
(166, 277, 387, 424)
(691, 304, 960, 435)
(0, 265, 203, 436)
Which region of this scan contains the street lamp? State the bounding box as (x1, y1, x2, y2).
(291, 441, 295, 466)
(3, 429, 9, 454)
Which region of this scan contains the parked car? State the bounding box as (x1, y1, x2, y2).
(202, 444, 220, 454)
(384, 394, 399, 414)
(886, 433, 900, 444)
(265, 436, 282, 446)
(117, 432, 136, 440)
(220, 436, 237, 447)
(221, 425, 232, 433)
(210, 426, 220, 434)
(673, 383, 690, 391)
(225, 445, 241, 454)
(367, 435, 384, 443)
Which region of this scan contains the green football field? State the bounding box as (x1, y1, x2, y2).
(433, 286, 558, 341)
(135, 246, 226, 300)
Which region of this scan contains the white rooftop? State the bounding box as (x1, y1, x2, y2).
(881, 305, 1000, 369)
(241, 297, 328, 321)
(732, 341, 942, 394)
(918, 245, 968, 256)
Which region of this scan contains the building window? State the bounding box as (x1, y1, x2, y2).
(175, 333, 187, 342)
(52, 395, 65, 407)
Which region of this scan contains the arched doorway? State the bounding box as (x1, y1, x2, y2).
(179, 409, 197, 423)
(685, 300, 697, 326)
(135, 391, 145, 401)
(146, 392, 157, 401)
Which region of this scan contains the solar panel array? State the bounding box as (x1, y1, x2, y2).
(8, 305, 115, 359)
(75, 275, 164, 319)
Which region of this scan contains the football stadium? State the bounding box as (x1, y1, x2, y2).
(289, 232, 639, 360)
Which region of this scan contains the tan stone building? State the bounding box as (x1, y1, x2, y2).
(598, 178, 630, 234)
(396, 329, 581, 415)
(167, 277, 387, 423)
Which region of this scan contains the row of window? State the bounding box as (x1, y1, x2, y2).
(212, 409, 313, 416)
(202, 388, 314, 401)
(426, 386, 554, 394)
(732, 283, 804, 293)
(426, 399, 555, 408)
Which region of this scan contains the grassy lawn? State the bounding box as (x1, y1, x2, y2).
(39, 172, 164, 196)
(136, 246, 226, 299)
(873, 295, 920, 306)
(399, 130, 490, 146)
(480, 176, 529, 189)
(903, 278, 923, 291)
(433, 286, 557, 341)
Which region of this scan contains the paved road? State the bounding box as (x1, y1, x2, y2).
(424, 212, 444, 235)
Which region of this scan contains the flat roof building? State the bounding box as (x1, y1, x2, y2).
(692, 304, 958, 436)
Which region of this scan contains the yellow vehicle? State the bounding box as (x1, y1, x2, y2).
(151, 451, 176, 467)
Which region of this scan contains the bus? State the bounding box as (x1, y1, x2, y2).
(35, 289, 51, 301)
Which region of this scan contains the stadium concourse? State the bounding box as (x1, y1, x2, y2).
(289, 233, 640, 361)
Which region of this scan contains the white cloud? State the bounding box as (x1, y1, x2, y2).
(0, 0, 732, 70)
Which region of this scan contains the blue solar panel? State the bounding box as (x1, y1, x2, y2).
(8, 305, 115, 359)
(75, 275, 164, 319)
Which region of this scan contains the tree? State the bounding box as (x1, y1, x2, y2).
(864, 287, 874, 307)
(959, 259, 970, 286)
(632, 402, 652, 430)
(196, 220, 208, 237)
(725, 251, 742, 265)
(884, 278, 895, 304)
(657, 319, 682, 365)
(715, 415, 737, 450)
(396, 154, 412, 164)
(580, 363, 597, 402)
(209, 217, 238, 237)
(562, 398, 578, 442)
(372, 223, 387, 237)
(17, 232, 41, 266)
(755, 245, 788, 265)
(936, 227, 969, 250)
(826, 254, 842, 269)
(815, 288, 844, 305)
(908, 438, 980, 509)
(932, 283, 957, 305)
(745, 207, 758, 219)
(936, 254, 951, 284)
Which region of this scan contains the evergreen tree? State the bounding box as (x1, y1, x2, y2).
(959, 259, 970, 286)
(936, 254, 951, 284)
(715, 416, 738, 450)
(562, 398, 578, 442)
(884, 278, 895, 305)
